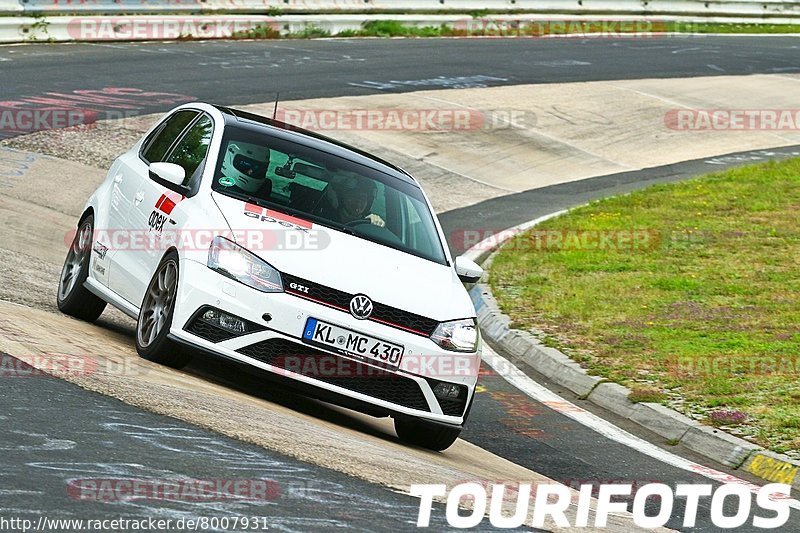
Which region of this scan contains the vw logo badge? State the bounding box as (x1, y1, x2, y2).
(349, 294, 373, 320)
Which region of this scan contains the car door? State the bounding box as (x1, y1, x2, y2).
(97, 156, 140, 289)
(126, 113, 214, 307)
(107, 109, 199, 306)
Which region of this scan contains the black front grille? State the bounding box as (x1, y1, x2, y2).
(284, 273, 351, 309)
(237, 339, 430, 412)
(371, 302, 439, 337)
(282, 274, 439, 337)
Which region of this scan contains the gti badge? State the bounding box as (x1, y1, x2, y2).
(349, 294, 373, 320)
(288, 282, 310, 294)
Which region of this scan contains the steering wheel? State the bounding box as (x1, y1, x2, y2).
(345, 218, 372, 228)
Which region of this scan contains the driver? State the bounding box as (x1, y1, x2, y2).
(220, 142, 271, 195)
(322, 172, 385, 227)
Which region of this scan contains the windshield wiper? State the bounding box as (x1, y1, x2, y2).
(335, 225, 357, 236)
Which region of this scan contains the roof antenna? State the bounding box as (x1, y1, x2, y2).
(273, 93, 280, 120)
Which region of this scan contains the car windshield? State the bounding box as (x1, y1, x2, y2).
(211, 125, 448, 265)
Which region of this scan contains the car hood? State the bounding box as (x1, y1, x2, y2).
(212, 192, 475, 321)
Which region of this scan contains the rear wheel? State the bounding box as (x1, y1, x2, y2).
(394, 418, 461, 452)
(135, 251, 190, 369)
(57, 215, 106, 321)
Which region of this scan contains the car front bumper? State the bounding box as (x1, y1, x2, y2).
(170, 259, 480, 426)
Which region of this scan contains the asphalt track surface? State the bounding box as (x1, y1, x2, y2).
(1, 365, 474, 533)
(2, 36, 800, 132)
(2, 37, 800, 531)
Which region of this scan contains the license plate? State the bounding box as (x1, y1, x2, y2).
(302, 318, 404, 367)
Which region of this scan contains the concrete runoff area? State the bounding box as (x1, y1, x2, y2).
(237, 74, 800, 194)
(5, 73, 800, 212)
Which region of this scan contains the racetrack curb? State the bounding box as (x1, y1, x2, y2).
(466, 213, 800, 491)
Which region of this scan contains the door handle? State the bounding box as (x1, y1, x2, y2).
(113, 174, 123, 184)
(134, 192, 145, 205)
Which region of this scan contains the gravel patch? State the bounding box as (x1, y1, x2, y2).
(1, 116, 157, 169)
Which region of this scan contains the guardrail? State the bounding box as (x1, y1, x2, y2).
(3, 0, 800, 17)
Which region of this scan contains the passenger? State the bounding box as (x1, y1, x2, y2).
(220, 142, 271, 196)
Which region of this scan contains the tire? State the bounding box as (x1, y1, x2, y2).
(57, 215, 107, 322)
(394, 418, 461, 452)
(135, 251, 191, 369)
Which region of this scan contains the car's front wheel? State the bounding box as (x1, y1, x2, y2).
(135, 251, 190, 369)
(394, 418, 461, 452)
(57, 215, 107, 321)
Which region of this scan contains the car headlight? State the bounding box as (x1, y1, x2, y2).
(208, 236, 283, 293)
(431, 318, 478, 352)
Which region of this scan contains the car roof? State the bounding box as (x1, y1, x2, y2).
(213, 105, 418, 187)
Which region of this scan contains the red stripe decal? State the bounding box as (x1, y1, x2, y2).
(156, 192, 184, 215)
(266, 209, 313, 229)
(370, 316, 427, 337)
(245, 203, 264, 215)
(160, 196, 177, 215)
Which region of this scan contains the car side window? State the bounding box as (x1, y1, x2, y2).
(402, 194, 434, 257)
(163, 115, 214, 187)
(141, 110, 198, 164)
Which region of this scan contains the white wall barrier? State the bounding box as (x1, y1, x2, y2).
(0, 0, 22, 13)
(8, 0, 800, 17)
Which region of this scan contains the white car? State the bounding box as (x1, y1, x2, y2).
(57, 103, 484, 451)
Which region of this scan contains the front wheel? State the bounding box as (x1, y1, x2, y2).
(135, 251, 190, 369)
(57, 215, 106, 321)
(394, 418, 461, 452)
